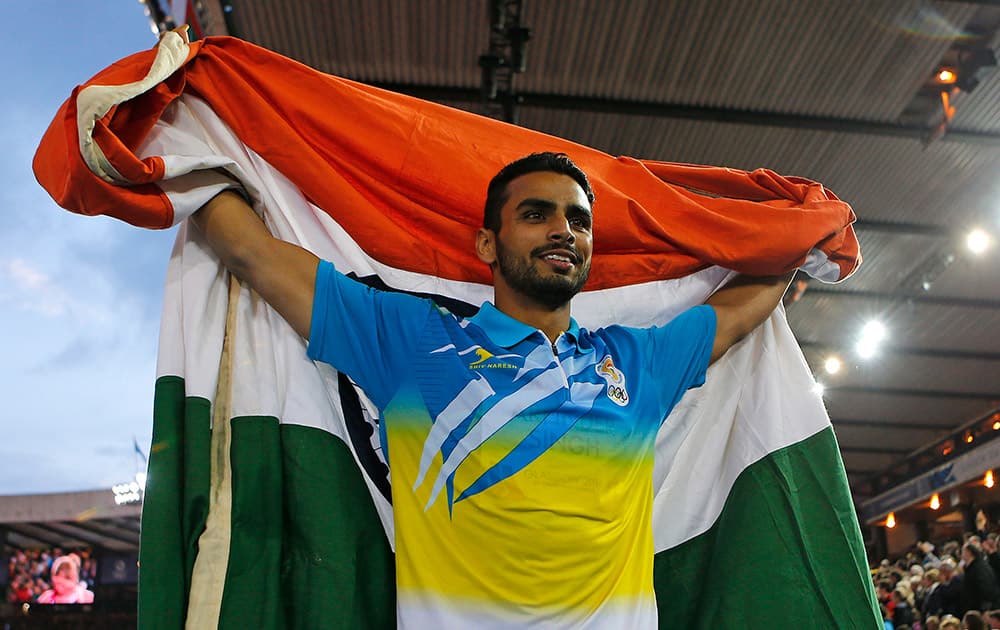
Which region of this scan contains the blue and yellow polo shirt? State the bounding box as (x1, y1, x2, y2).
(307, 260, 715, 629)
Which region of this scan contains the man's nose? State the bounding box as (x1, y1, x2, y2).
(547, 213, 575, 242)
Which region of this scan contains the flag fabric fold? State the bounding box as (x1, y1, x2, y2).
(34, 32, 879, 629)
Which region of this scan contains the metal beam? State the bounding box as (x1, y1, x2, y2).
(373, 82, 1000, 145)
(69, 518, 141, 545)
(853, 220, 950, 237)
(799, 340, 1000, 363)
(42, 521, 137, 552)
(826, 385, 1000, 400)
(804, 286, 1000, 310)
(840, 446, 912, 454)
(4, 522, 77, 547)
(934, 0, 1000, 6)
(832, 418, 955, 431)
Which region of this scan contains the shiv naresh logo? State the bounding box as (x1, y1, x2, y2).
(467, 347, 518, 370)
(596, 356, 629, 406)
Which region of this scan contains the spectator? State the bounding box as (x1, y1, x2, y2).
(879, 580, 898, 620)
(983, 609, 1000, 629)
(894, 587, 916, 626)
(976, 510, 991, 540)
(962, 543, 1000, 614)
(982, 536, 1000, 581)
(36, 554, 94, 605)
(926, 615, 941, 630)
(925, 568, 945, 617)
(964, 610, 988, 630)
(942, 561, 965, 617)
(921, 542, 944, 568)
(942, 615, 962, 630)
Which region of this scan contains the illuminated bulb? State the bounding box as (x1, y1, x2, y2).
(862, 321, 887, 344)
(987, 470, 995, 489)
(812, 382, 825, 396)
(943, 446, 953, 456)
(938, 68, 957, 83)
(856, 338, 878, 359)
(930, 493, 941, 510)
(824, 356, 842, 375)
(993, 421, 1000, 431)
(886, 512, 896, 528)
(967, 434, 975, 444)
(967, 228, 992, 255)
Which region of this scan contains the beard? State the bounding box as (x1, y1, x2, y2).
(495, 238, 591, 310)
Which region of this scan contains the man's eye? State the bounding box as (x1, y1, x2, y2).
(570, 217, 590, 228)
(524, 211, 543, 219)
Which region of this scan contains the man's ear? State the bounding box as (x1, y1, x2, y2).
(476, 227, 497, 266)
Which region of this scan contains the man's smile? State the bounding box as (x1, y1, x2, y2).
(534, 246, 579, 272)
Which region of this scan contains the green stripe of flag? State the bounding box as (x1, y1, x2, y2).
(652, 427, 880, 629)
(139, 377, 395, 629)
(139, 376, 212, 628)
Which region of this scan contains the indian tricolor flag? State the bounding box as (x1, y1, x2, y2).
(34, 32, 880, 629)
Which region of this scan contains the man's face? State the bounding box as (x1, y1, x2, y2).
(963, 547, 975, 564)
(481, 171, 593, 309)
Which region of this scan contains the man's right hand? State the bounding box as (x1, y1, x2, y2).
(192, 190, 319, 339)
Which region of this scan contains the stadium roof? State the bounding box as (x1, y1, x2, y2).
(0, 490, 140, 553)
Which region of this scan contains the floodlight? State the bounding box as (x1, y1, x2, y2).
(824, 356, 842, 375)
(967, 228, 991, 255)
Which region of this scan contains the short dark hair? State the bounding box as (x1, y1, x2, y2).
(965, 542, 985, 561)
(483, 152, 595, 232)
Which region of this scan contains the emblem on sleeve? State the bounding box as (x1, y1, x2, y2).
(596, 356, 629, 406)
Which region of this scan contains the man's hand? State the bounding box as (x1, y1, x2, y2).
(705, 271, 796, 364)
(192, 190, 319, 339)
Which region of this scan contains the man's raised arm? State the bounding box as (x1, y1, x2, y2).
(192, 190, 319, 339)
(705, 271, 796, 364)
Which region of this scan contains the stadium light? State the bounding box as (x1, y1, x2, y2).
(987, 470, 996, 489)
(886, 512, 896, 528)
(112, 479, 144, 505)
(856, 320, 887, 360)
(967, 228, 992, 255)
(824, 356, 842, 375)
(812, 382, 825, 397)
(862, 321, 887, 344)
(930, 493, 941, 510)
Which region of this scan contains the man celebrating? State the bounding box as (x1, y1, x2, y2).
(192, 152, 792, 628)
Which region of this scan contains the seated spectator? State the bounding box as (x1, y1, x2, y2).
(942, 614, 962, 630)
(965, 610, 988, 630)
(894, 587, 916, 626)
(926, 615, 941, 630)
(984, 609, 1000, 629)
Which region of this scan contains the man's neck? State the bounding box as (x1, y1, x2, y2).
(492, 292, 572, 344)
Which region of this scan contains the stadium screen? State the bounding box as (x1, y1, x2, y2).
(5, 548, 97, 605)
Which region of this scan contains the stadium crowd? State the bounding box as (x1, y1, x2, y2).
(874, 510, 1000, 630)
(5, 548, 96, 604)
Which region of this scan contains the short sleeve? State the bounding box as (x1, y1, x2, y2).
(307, 259, 434, 407)
(626, 304, 717, 419)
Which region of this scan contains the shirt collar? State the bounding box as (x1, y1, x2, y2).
(468, 302, 581, 349)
